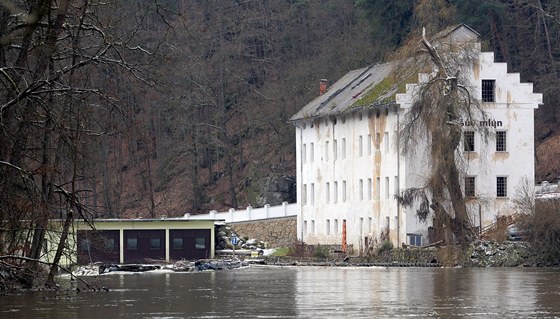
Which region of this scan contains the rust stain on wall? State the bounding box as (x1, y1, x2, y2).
(473, 59, 480, 81)
(368, 110, 388, 241)
(492, 152, 509, 162)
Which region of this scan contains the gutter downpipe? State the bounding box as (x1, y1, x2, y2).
(298, 123, 304, 242)
(396, 107, 401, 248)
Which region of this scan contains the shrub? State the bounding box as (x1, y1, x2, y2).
(521, 199, 560, 264)
(378, 240, 394, 254)
(288, 241, 309, 257)
(313, 244, 329, 258)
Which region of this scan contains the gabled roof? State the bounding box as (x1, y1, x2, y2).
(289, 62, 398, 122)
(289, 24, 480, 122)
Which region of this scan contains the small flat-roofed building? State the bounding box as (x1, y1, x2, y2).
(44, 218, 219, 267)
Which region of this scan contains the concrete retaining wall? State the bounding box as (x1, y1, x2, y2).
(230, 217, 297, 248)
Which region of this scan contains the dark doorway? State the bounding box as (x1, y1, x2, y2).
(169, 229, 211, 260)
(123, 230, 166, 263)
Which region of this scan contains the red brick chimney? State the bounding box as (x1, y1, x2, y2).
(320, 79, 328, 95)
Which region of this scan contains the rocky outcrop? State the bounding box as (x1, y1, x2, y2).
(256, 175, 296, 206)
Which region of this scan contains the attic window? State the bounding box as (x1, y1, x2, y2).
(482, 80, 495, 102)
(359, 113, 363, 121)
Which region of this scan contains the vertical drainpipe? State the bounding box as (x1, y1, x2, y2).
(396, 107, 401, 247)
(298, 124, 304, 242)
(342, 219, 347, 254)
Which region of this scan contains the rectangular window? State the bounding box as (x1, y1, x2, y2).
(496, 131, 507, 152)
(302, 143, 307, 164)
(368, 217, 372, 234)
(333, 139, 338, 161)
(172, 238, 184, 250)
(103, 238, 115, 252)
(482, 79, 496, 102)
(384, 132, 389, 153)
(385, 177, 390, 199)
(368, 178, 372, 200)
(334, 181, 338, 203)
(342, 138, 346, 159)
(465, 176, 476, 198)
(334, 219, 339, 234)
(127, 237, 138, 250)
(464, 131, 475, 152)
(302, 184, 307, 205)
(303, 220, 308, 236)
(311, 183, 315, 205)
(80, 239, 91, 252)
(311, 220, 315, 234)
(310, 142, 314, 162)
(394, 176, 399, 196)
(359, 218, 364, 237)
(195, 237, 206, 249)
(150, 238, 161, 250)
(408, 234, 422, 246)
(342, 180, 347, 202)
(367, 134, 372, 155)
(497, 176, 508, 197)
(376, 177, 380, 199)
(359, 179, 364, 201)
(359, 136, 363, 157)
(326, 182, 330, 203)
(325, 141, 329, 161)
(326, 219, 331, 235)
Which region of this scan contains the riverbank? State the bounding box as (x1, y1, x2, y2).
(262, 240, 558, 268)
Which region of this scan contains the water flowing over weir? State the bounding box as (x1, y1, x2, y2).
(2, 267, 560, 318)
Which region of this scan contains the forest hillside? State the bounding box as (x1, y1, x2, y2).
(2, 0, 560, 220)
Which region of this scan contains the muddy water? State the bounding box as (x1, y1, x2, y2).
(1, 266, 560, 318)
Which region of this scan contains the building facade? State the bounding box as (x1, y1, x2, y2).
(290, 25, 542, 253)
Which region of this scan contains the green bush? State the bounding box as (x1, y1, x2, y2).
(271, 247, 290, 257)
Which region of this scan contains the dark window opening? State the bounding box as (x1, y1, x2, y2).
(482, 80, 495, 102)
(172, 238, 183, 250)
(464, 131, 475, 152)
(497, 177, 508, 197)
(465, 176, 476, 198)
(195, 237, 206, 249)
(127, 238, 138, 250)
(408, 234, 422, 246)
(150, 238, 161, 250)
(496, 131, 507, 152)
(80, 239, 91, 251)
(103, 239, 115, 252)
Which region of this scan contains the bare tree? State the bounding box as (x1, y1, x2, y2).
(0, 0, 158, 289)
(396, 28, 488, 244)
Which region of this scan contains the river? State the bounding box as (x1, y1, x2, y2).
(1, 266, 560, 318)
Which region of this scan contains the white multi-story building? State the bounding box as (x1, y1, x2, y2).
(289, 25, 542, 254)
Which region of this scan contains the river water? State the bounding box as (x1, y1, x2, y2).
(2, 266, 560, 318)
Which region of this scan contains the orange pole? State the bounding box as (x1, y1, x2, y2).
(342, 219, 347, 254)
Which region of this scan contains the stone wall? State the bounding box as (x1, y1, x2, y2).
(230, 217, 297, 248)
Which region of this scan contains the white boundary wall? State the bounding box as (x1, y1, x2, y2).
(183, 202, 298, 223)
